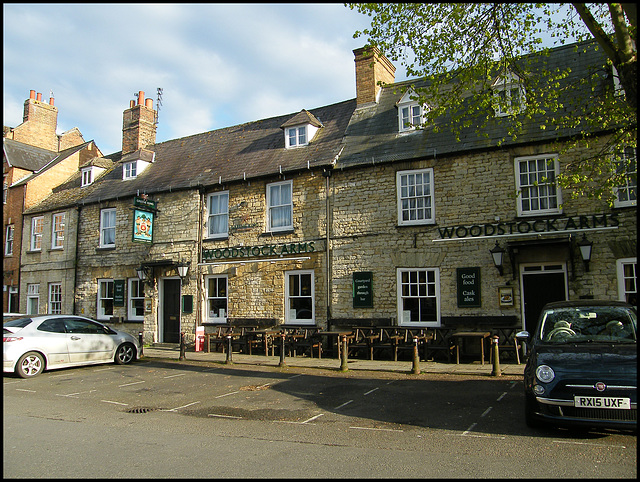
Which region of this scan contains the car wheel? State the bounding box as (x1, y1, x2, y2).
(16, 352, 45, 378)
(115, 343, 136, 365)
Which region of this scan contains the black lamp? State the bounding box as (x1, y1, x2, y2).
(177, 260, 190, 283)
(490, 242, 505, 276)
(577, 234, 593, 272)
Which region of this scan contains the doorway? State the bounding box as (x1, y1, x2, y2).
(160, 278, 181, 343)
(520, 263, 567, 334)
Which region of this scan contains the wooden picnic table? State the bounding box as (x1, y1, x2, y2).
(452, 331, 491, 365)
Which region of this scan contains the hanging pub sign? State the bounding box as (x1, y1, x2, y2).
(353, 271, 373, 308)
(457, 267, 481, 307)
(132, 209, 154, 243)
(134, 196, 157, 211)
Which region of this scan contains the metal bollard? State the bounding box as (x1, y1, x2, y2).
(340, 335, 348, 371)
(491, 335, 501, 377)
(278, 333, 287, 367)
(138, 332, 144, 357)
(410, 337, 420, 375)
(225, 335, 233, 364)
(179, 332, 186, 361)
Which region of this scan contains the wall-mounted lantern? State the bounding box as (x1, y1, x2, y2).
(490, 242, 506, 276)
(577, 234, 593, 272)
(177, 260, 191, 284)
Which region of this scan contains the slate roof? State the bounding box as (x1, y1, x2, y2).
(338, 40, 613, 169)
(25, 99, 356, 213)
(3, 138, 57, 172)
(4, 139, 96, 187)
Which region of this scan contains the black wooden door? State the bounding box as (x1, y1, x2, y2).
(522, 270, 566, 335)
(163, 279, 181, 343)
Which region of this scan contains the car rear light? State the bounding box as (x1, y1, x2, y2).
(3, 336, 23, 342)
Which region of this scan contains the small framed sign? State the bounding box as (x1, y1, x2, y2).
(114, 279, 125, 307)
(353, 271, 373, 308)
(182, 295, 193, 314)
(499, 287, 514, 307)
(457, 267, 481, 307)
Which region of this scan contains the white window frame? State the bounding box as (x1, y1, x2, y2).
(286, 126, 307, 148)
(206, 191, 229, 239)
(31, 216, 44, 251)
(48, 283, 62, 314)
(3, 175, 7, 204)
(515, 154, 562, 216)
(397, 268, 441, 327)
(613, 147, 637, 208)
(492, 71, 526, 117)
(123, 161, 137, 180)
(616, 257, 637, 304)
(99, 208, 116, 248)
(398, 103, 425, 132)
(397, 168, 435, 225)
(97, 279, 115, 320)
(5, 224, 14, 256)
(51, 212, 65, 249)
(81, 167, 93, 187)
(205, 275, 228, 323)
(128, 278, 145, 321)
(26, 283, 39, 315)
(267, 180, 293, 232)
(285, 270, 315, 325)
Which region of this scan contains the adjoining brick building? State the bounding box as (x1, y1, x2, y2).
(14, 40, 636, 353)
(3, 90, 101, 313)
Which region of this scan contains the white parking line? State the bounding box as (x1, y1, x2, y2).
(480, 406, 493, 417)
(363, 387, 379, 396)
(101, 400, 129, 406)
(349, 426, 404, 432)
(334, 400, 354, 410)
(496, 392, 507, 402)
(553, 440, 627, 449)
(15, 388, 36, 393)
(162, 401, 201, 412)
(119, 380, 145, 387)
(301, 414, 324, 424)
(56, 389, 97, 398)
(215, 391, 240, 398)
(163, 373, 186, 379)
(208, 413, 242, 419)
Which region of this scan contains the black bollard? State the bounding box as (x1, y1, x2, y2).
(225, 335, 233, 364)
(179, 332, 186, 361)
(279, 333, 287, 367)
(138, 332, 144, 357)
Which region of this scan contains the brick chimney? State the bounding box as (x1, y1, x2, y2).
(10, 89, 59, 151)
(122, 90, 157, 155)
(353, 46, 396, 106)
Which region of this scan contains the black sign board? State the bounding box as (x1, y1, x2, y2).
(182, 295, 193, 314)
(353, 271, 373, 308)
(114, 279, 125, 307)
(457, 267, 481, 307)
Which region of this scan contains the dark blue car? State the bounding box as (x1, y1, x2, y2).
(517, 300, 637, 430)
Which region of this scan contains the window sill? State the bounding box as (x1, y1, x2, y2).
(260, 229, 295, 237)
(26, 250, 42, 254)
(203, 236, 229, 243)
(96, 246, 116, 251)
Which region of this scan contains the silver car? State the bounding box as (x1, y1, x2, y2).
(3, 315, 141, 378)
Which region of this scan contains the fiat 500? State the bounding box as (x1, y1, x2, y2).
(517, 300, 636, 430)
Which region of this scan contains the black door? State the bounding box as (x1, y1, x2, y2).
(163, 279, 181, 343)
(522, 268, 566, 334)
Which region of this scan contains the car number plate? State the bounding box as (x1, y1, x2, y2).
(574, 396, 631, 409)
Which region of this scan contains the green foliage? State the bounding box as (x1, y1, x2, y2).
(347, 3, 637, 206)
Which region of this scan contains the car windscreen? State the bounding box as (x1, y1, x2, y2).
(539, 306, 637, 343)
(3, 317, 34, 328)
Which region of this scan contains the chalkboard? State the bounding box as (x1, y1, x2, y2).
(114, 279, 125, 307)
(457, 267, 481, 307)
(353, 272, 373, 308)
(182, 295, 193, 314)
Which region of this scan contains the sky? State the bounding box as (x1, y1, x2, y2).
(3, 3, 402, 156)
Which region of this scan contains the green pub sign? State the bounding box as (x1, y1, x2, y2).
(457, 267, 481, 307)
(114, 279, 125, 307)
(353, 271, 373, 308)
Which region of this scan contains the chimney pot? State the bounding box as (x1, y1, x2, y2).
(130, 100, 135, 108)
(138, 91, 145, 105)
(145, 98, 153, 109)
(49, 97, 54, 106)
(29, 90, 36, 100)
(36, 92, 42, 102)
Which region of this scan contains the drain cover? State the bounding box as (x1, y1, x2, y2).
(126, 407, 157, 414)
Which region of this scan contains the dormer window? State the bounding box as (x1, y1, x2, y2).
(397, 89, 427, 132)
(81, 166, 106, 187)
(287, 126, 308, 148)
(123, 161, 137, 180)
(281, 110, 323, 149)
(120, 148, 154, 180)
(492, 71, 526, 117)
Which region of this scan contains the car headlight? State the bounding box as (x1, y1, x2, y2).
(535, 365, 555, 383)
